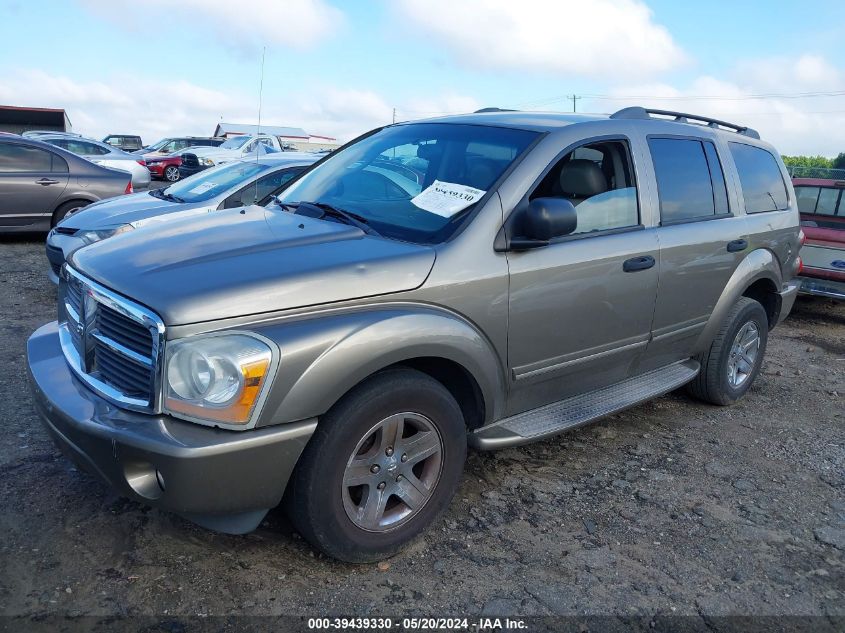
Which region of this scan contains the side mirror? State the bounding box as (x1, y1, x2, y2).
(522, 197, 577, 241)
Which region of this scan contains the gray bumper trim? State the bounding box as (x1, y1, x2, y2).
(27, 321, 316, 533)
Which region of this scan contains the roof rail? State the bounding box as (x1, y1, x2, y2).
(474, 107, 518, 113)
(610, 106, 760, 140)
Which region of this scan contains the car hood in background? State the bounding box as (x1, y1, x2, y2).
(183, 147, 238, 161)
(71, 205, 436, 325)
(59, 191, 197, 229)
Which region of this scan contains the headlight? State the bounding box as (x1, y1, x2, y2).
(199, 157, 215, 166)
(77, 223, 134, 246)
(164, 333, 276, 427)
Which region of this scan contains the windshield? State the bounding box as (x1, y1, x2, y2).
(146, 138, 171, 152)
(277, 123, 538, 243)
(220, 136, 251, 150)
(160, 161, 271, 202)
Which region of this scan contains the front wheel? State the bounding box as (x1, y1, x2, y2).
(163, 165, 180, 182)
(286, 368, 466, 562)
(687, 297, 769, 405)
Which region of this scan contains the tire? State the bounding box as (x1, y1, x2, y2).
(52, 200, 89, 227)
(687, 297, 769, 406)
(286, 368, 467, 562)
(164, 165, 180, 182)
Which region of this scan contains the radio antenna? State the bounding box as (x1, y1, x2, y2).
(257, 46, 266, 138)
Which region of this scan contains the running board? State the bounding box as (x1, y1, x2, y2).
(469, 359, 700, 450)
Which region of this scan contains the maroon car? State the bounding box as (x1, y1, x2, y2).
(794, 177, 845, 299)
(143, 154, 182, 182)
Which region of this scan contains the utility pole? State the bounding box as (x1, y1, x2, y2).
(566, 95, 581, 113)
(392, 108, 396, 124)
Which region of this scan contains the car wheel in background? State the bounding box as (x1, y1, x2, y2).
(52, 200, 90, 227)
(687, 297, 769, 406)
(164, 166, 180, 182)
(285, 368, 467, 562)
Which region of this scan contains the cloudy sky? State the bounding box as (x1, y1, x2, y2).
(1, 0, 844, 155)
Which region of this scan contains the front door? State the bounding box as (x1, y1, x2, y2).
(505, 138, 659, 416)
(0, 142, 68, 229)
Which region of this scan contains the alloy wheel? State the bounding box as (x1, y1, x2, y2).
(727, 321, 760, 388)
(342, 412, 443, 532)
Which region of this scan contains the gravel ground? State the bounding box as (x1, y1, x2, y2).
(0, 235, 843, 626)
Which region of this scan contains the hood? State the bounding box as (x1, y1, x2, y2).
(59, 190, 209, 229)
(71, 205, 436, 325)
(185, 146, 237, 160)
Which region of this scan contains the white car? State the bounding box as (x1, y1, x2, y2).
(179, 134, 286, 177)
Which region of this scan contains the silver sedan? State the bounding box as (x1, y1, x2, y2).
(39, 135, 151, 190)
(45, 153, 319, 283)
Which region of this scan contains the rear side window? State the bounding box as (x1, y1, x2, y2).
(648, 138, 729, 223)
(51, 153, 68, 173)
(816, 187, 841, 216)
(0, 143, 53, 172)
(729, 142, 788, 213)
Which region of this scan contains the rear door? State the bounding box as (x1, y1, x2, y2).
(0, 142, 68, 228)
(643, 136, 746, 367)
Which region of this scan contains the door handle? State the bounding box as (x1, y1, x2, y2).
(623, 255, 656, 272)
(36, 178, 60, 186)
(727, 239, 748, 252)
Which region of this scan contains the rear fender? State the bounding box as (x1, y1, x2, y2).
(693, 248, 782, 353)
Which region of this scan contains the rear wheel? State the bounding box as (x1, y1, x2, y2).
(52, 200, 89, 226)
(286, 368, 466, 562)
(687, 297, 768, 405)
(164, 165, 180, 182)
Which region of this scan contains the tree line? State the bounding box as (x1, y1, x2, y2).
(782, 153, 845, 170)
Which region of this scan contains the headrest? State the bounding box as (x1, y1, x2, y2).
(559, 159, 608, 197)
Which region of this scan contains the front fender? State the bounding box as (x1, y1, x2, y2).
(693, 248, 782, 353)
(252, 304, 506, 428)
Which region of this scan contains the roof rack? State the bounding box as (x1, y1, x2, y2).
(610, 106, 760, 140)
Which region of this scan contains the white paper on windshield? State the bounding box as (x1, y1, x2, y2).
(188, 182, 216, 195)
(410, 180, 486, 218)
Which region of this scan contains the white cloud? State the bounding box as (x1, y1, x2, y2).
(0, 69, 480, 145)
(581, 55, 845, 156)
(395, 0, 686, 79)
(79, 0, 344, 51)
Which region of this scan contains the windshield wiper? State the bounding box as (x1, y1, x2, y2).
(160, 190, 185, 203)
(295, 201, 382, 237)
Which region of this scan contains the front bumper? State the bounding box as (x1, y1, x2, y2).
(178, 164, 209, 178)
(146, 163, 165, 178)
(798, 275, 845, 300)
(27, 321, 316, 533)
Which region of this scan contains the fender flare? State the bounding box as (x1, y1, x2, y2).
(256, 304, 506, 427)
(693, 248, 782, 352)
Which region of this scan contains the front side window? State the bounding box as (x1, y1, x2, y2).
(161, 161, 271, 203)
(0, 143, 53, 172)
(729, 142, 789, 213)
(529, 139, 639, 234)
(649, 137, 728, 223)
(224, 167, 302, 208)
(276, 123, 538, 243)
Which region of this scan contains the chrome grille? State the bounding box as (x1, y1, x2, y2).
(58, 266, 165, 412)
(96, 304, 153, 357)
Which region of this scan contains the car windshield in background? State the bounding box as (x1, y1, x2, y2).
(160, 161, 270, 203)
(219, 136, 251, 150)
(276, 123, 539, 243)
